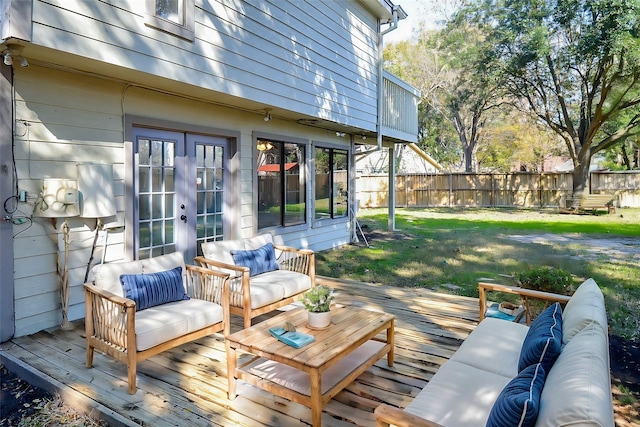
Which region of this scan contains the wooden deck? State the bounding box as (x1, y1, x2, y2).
(1, 277, 480, 427)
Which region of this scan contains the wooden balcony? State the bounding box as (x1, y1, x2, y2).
(0, 277, 479, 426)
(381, 71, 421, 143)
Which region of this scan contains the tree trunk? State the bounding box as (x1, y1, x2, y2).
(464, 147, 473, 172)
(572, 159, 590, 196)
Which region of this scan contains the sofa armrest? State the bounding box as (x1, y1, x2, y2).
(374, 404, 445, 427)
(478, 282, 572, 324)
(184, 264, 231, 335)
(84, 283, 136, 350)
(274, 245, 315, 283)
(195, 256, 251, 310)
(194, 256, 248, 274)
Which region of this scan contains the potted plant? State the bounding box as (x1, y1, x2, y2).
(302, 285, 334, 328)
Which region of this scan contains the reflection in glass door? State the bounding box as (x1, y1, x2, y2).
(136, 134, 179, 259)
(193, 138, 225, 256)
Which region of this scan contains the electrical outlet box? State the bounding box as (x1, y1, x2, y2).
(96, 230, 108, 245)
(19, 190, 27, 202)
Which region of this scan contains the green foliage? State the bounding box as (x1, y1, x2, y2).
(459, 0, 640, 191)
(515, 266, 574, 294)
(316, 207, 640, 339)
(302, 285, 334, 313)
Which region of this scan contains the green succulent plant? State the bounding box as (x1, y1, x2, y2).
(302, 285, 334, 313)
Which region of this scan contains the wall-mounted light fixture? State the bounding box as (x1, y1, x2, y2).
(2, 44, 29, 68)
(33, 178, 79, 330)
(263, 108, 272, 122)
(336, 132, 346, 137)
(77, 163, 117, 283)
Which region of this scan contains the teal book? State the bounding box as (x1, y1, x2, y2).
(268, 327, 315, 348)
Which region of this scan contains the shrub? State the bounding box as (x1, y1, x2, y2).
(515, 266, 573, 295)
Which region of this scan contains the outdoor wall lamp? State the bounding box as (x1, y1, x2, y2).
(263, 108, 272, 122)
(33, 178, 79, 330)
(2, 44, 29, 68)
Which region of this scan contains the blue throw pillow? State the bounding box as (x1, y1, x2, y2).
(120, 266, 189, 311)
(518, 302, 563, 373)
(231, 242, 279, 277)
(486, 363, 546, 427)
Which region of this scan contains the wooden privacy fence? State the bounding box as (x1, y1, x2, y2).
(356, 171, 640, 209)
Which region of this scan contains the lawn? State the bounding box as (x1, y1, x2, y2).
(316, 207, 640, 340)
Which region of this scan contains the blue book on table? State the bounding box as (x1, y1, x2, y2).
(268, 327, 315, 348)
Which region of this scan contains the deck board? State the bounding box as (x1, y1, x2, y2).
(2, 277, 479, 426)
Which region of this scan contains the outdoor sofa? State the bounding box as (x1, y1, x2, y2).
(84, 252, 230, 394)
(195, 233, 315, 329)
(375, 278, 614, 427)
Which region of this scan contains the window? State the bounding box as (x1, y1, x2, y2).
(257, 138, 306, 229)
(145, 0, 195, 41)
(315, 147, 348, 220)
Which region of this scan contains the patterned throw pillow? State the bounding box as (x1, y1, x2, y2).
(486, 363, 546, 427)
(518, 302, 563, 373)
(120, 266, 189, 311)
(231, 242, 279, 277)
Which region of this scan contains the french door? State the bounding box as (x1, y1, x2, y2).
(132, 127, 228, 261)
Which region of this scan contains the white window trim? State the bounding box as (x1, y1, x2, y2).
(145, 0, 195, 41)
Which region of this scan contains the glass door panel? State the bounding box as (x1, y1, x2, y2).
(194, 141, 226, 256)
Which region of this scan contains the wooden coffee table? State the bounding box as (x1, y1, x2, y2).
(225, 306, 395, 426)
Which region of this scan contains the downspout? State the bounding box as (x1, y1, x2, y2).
(380, 7, 400, 231)
(377, 6, 400, 152)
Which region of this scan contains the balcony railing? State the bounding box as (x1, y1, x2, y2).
(381, 71, 421, 143)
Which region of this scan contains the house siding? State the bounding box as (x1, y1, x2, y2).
(11, 63, 354, 336)
(29, 0, 379, 130)
(3, 0, 415, 337)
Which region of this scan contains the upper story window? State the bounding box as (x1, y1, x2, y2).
(315, 146, 349, 221)
(257, 138, 306, 230)
(145, 0, 195, 41)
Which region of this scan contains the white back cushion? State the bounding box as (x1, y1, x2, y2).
(92, 252, 186, 297)
(201, 239, 244, 265)
(536, 322, 613, 427)
(245, 234, 273, 250)
(562, 278, 608, 344)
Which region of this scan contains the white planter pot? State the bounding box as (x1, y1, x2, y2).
(308, 311, 331, 329)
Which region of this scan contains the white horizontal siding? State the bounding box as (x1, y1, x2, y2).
(30, 0, 380, 131)
(12, 16, 365, 334)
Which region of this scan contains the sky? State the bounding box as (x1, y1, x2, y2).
(383, 0, 446, 45)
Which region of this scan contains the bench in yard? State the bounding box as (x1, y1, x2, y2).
(561, 194, 616, 214)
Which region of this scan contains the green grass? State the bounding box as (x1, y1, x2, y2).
(316, 207, 640, 339)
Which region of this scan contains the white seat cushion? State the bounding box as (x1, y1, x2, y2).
(449, 317, 527, 378)
(250, 270, 312, 298)
(134, 298, 224, 351)
(405, 360, 512, 427)
(247, 282, 285, 309)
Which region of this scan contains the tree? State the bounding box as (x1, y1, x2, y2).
(464, 0, 640, 194)
(385, 24, 505, 172)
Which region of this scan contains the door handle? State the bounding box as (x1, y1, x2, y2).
(180, 215, 187, 223)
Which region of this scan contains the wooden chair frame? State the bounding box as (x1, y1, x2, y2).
(195, 244, 315, 329)
(478, 282, 572, 324)
(84, 264, 230, 394)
